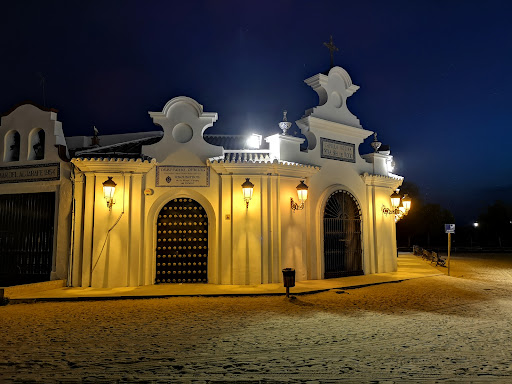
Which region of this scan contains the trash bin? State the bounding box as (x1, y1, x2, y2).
(282, 268, 295, 298)
(282, 268, 295, 287)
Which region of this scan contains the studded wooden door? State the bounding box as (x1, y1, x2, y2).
(323, 190, 363, 278)
(156, 198, 208, 284)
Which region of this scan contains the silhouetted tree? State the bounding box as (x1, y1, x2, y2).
(396, 182, 454, 248)
(477, 201, 512, 247)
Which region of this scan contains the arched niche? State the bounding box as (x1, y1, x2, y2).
(4, 130, 20, 162)
(28, 128, 45, 160)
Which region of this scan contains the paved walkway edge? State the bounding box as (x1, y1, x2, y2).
(5, 274, 443, 305)
(1, 254, 444, 304)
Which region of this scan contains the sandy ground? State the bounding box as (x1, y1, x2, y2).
(2, 254, 512, 383)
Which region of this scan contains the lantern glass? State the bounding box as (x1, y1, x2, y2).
(297, 188, 307, 203)
(241, 178, 254, 201)
(296, 180, 309, 204)
(243, 186, 253, 200)
(390, 190, 401, 208)
(402, 195, 411, 211)
(103, 177, 116, 200)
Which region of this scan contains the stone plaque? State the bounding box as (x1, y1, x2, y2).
(0, 163, 60, 184)
(320, 138, 355, 163)
(156, 166, 210, 187)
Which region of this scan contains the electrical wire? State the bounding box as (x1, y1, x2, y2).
(91, 174, 125, 273)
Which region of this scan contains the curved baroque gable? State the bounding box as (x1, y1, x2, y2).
(143, 97, 222, 163)
(304, 66, 362, 128)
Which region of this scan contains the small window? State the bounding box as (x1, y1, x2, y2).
(28, 129, 45, 160)
(4, 130, 20, 162)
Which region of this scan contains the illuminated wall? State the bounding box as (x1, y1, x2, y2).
(68, 66, 404, 288)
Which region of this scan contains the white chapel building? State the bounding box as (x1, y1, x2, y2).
(0, 66, 404, 288)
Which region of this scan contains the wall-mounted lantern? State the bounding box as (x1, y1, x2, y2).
(382, 189, 411, 222)
(102, 176, 117, 211)
(291, 180, 309, 211)
(241, 178, 254, 209)
(401, 194, 411, 211)
(390, 190, 401, 209)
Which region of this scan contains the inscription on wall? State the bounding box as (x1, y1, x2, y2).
(156, 166, 210, 187)
(320, 138, 355, 163)
(0, 163, 60, 184)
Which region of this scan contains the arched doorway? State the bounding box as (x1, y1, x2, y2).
(156, 198, 208, 284)
(323, 190, 362, 278)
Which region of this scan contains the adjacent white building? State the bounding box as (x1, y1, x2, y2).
(0, 66, 404, 288)
(0, 102, 72, 285)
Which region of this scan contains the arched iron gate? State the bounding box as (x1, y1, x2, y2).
(0, 192, 55, 286)
(324, 190, 363, 278)
(155, 198, 208, 284)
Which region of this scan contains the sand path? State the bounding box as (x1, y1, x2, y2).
(1, 254, 512, 382)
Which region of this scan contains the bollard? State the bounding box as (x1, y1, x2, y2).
(282, 268, 295, 298)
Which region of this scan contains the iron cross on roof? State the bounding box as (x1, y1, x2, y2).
(323, 35, 339, 69)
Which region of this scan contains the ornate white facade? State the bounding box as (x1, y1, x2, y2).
(0, 66, 403, 288)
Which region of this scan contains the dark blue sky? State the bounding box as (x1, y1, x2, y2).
(1, 0, 511, 224)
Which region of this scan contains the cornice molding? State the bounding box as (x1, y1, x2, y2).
(361, 172, 403, 189)
(208, 158, 320, 177)
(297, 116, 372, 141)
(72, 157, 156, 173)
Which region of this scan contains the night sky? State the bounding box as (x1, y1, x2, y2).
(1, 1, 511, 224)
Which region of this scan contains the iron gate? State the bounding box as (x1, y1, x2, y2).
(0, 192, 55, 286)
(324, 190, 362, 278)
(156, 198, 208, 284)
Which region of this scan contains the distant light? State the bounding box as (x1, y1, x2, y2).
(246, 133, 262, 149)
(473, 222, 479, 228)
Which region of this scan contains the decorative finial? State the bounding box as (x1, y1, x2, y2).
(91, 126, 100, 146)
(371, 132, 381, 152)
(323, 35, 339, 69)
(278, 110, 292, 135)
